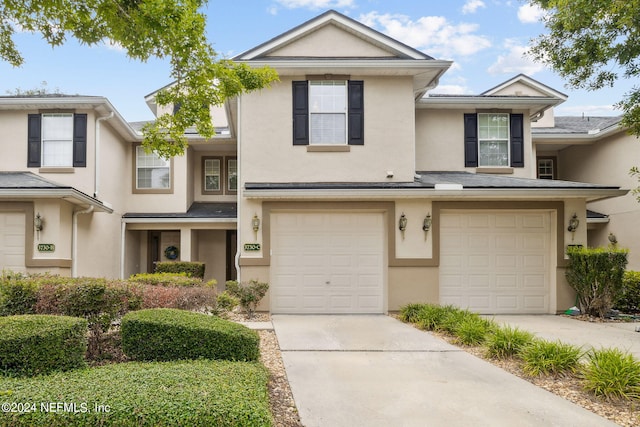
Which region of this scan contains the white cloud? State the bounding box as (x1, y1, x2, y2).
(517, 4, 544, 24)
(462, 0, 486, 14)
(275, 0, 355, 9)
(359, 12, 491, 59)
(487, 40, 545, 75)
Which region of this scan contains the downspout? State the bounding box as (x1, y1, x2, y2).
(120, 220, 126, 279)
(94, 111, 114, 199)
(235, 96, 242, 282)
(71, 205, 94, 277)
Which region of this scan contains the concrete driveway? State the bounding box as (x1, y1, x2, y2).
(272, 315, 618, 427)
(490, 315, 640, 359)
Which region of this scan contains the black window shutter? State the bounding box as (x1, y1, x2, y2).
(73, 113, 87, 167)
(510, 114, 524, 168)
(348, 80, 364, 145)
(463, 113, 478, 167)
(292, 81, 309, 145)
(27, 114, 41, 167)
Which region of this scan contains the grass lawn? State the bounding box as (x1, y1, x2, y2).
(0, 360, 273, 427)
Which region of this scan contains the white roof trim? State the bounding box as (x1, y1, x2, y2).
(234, 10, 430, 61)
(482, 74, 568, 100)
(0, 188, 114, 213)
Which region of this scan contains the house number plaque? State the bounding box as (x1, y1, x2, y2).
(37, 243, 55, 252)
(244, 243, 261, 251)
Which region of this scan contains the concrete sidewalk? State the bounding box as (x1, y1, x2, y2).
(490, 315, 640, 359)
(272, 315, 618, 427)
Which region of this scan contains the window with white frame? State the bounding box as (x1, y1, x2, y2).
(537, 158, 555, 180)
(136, 146, 170, 189)
(203, 157, 221, 193)
(478, 113, 509, 167)
(41, 113, 74, 167)
(309, 81, 347, 144)
(227, 158, 237, 192)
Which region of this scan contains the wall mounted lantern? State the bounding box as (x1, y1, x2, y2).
(398, 213, 407, 239)
(34, 213, 43, 232)
(567, 213, 579, 240)
(252, 214, 260, 233)
(423, 212, 432, 240)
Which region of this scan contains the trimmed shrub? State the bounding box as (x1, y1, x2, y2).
(215, 291, 240, 317)
(566, 246, 628, 318)
(454, 316, 496, 346)
(581, 348, 640, 400)
(0, 274, 39, 315)
(0, 359, 273, 426)
(484, 325, 535, 359)
(0, 315, 87, 377)
(521, 339, 583, 377)
(155, 261, 205, 278)
(128, 272, 204, 287)
(225, 279, 269, 319)
(121, 308, 260, 362)
(398, 303, 429, 323)
(140, 285, 216, 312)
(614, 271, 640, 314)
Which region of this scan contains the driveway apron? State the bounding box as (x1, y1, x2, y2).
(272, 315, 618, 427)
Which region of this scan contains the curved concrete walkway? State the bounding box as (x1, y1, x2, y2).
(272, 315, 619, 427)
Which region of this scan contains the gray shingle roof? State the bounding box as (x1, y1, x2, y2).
(0, 171, 71, 189)
(123, 202, 237, 219)
(533, 116, 622, 135)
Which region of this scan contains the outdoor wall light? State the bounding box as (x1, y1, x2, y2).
(567, 213, 579, 241)
(34, 213, 43, 232)
(252, 214, 261, 233)
(399, 213, 407, 239)
(423, 213, 432, 240)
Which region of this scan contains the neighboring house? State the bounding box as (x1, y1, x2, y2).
(532, 114, 640, 270)
(0, 10, 628, 314)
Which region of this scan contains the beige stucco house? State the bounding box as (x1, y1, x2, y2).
(0, 10, 628, 314)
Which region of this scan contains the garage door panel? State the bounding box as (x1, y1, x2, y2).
(0, 213, 26, 273)
(440, 211, 551, 314)
(271, 212, 384, 314)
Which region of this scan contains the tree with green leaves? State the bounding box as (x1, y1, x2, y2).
(528, 0, 639, 132)
(0, 0, 278, 158)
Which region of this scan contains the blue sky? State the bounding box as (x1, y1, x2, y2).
(0, 0, 631, 122)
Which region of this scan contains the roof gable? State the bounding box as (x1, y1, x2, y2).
(482, 74, 567, 100)
(234, 10, 432, 61)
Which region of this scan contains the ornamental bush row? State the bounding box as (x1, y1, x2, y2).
(0, 360, 273, 427)
(0, 315, 87, 377)
(400, 302, 640, 400)
(121, 308, 260, 362)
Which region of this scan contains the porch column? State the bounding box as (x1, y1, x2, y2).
(180, 227, 192, 261)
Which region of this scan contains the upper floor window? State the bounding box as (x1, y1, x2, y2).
(478, 113, 509, 167)
(135, 146, 171, 191)
(202, 156, 237, 195)
(292, 79, 363, 146)
(464, 112, 524, 168)
(27, 113, 87, 168)
(537, 158, 555, 180)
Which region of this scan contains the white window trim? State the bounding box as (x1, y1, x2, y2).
(41, 113, 74, 168)
(478, 112, 510, 168)
(309, 80, 348, 145)
(133, 145, 172, 193)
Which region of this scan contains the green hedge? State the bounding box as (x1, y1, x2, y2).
(0, 360, 273, 427)
(615, 271, 640, 314)
(121, 309, 260, 362)
(128, 272, 204, 287)
(0, 315, 87, 377)
(0, 274, 39, 315)
(155, 261, 205, 278)
(566, 246, 628, 317)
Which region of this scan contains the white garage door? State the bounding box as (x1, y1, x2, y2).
(271, 212, 384, 314)
(0, 213, 26, 273)
(440, 211, 551, 314)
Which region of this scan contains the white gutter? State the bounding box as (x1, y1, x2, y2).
(71, 205, 94, 277)
(120, 221, 126, 280)
(242, 188, 628, 203)
(0, 189, 113, 213)
(235, 96, 242, 282)
(95, 111, 114, 199)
